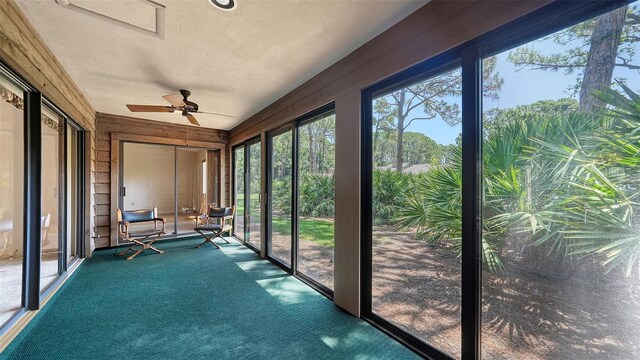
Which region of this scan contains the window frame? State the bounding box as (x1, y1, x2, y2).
(0, 61, 87, 337)
(231, 136, 262, 254)
(264, 103, 336, 299)
(360, 1, 633, 359)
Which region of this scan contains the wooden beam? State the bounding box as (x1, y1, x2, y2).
(97, 113, 228, 144)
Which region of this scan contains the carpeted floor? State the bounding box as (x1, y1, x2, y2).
(1, 237, 419, 360)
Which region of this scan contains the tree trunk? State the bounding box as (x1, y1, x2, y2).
(395, 91, 406, 172)
(307, 125, 316, 173)
(579, 6, 627, 112)
(372, 117, 381, 167)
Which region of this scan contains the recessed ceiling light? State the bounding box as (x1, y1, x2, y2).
(209, 0, 236, 11)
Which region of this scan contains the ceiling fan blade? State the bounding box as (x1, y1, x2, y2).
(196, 110, 234, 118)
(126, 104, 174, 113)
(162, 94, 185, 107)
(186, 113, 200, 126)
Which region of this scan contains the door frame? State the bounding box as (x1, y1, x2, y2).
(110, 133, 226, 246)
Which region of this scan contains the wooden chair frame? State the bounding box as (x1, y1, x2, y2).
(116, 207, 166, 260)
(194, 206, 235, 249)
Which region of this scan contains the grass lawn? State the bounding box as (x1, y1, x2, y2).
(236, 194, 260, 215)
(271, 215, 335, 247)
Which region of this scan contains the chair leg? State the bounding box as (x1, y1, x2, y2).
(117, 246, 135, 257)
(127, 248, 145, 261)
(195, 230, 222, 249)
(121, 234, 164, 260)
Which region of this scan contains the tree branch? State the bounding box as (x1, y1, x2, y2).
(616, 57, 640, 70)
(403, 116, 436, 130)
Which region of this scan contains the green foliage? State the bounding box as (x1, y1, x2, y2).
(372, 170, 413, 225)
(299, 175, 335, 217)
(539, 83, 640, 276)
(484, 99, 579, 136)
(402, 132, 443, 165)
(390, 87, 640, 276)
(271, 178, 292, 215)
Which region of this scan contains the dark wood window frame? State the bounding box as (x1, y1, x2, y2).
(0, 62, 87, 336)
(360, 1, 633, 359)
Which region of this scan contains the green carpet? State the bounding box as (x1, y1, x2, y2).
(1, 238, 419, 360)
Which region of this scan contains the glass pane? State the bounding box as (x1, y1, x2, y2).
(269, 130, 293, 266)
(371, 66, 462, 358)
(0, 78, 24, 327)
(41, 106, 62, 292)
(481, 4, 640, 359)
(66, 124, 79, 264)
(122, 143, 176, 237)
(246, 141, 261, 247)
(297, 113, 335, 289)
(234, 146, 245, 240)
(176, 147, 208, 234)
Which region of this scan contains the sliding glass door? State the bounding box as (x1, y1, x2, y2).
(232, 138, 262, 250)
(266, 106, 336, 293)
(233, 145, 245, 241)
(120, 143, 219, 239)
(40, 106, 64, 292)
(296, 113, 335, 290)
(66, 123, 81, 265)
(176, 147, 211, 234)
(0, 75, 25, 328)
(0, 66, 86, 332)
(122, 143, 176, 236)
(247, 140, 261, 248)
(268, 127, 294, 267)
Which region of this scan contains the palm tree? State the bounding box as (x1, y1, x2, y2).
(395, 85, 640, 276)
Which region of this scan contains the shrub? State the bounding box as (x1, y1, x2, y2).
(372, 170, 413, 225)
(299, 174, 335, 217)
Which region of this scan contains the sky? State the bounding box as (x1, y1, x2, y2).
(386, 8, 640, 146)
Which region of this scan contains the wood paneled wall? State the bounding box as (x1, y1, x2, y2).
(96, 113, 229, 248)
(230, 1, 549, 143)
(0, 0, 97, 256)
(228, 1, 550, 316)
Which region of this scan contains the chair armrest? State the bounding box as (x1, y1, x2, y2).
(118, 221, 130, 238)
(153, 218, 166, 232)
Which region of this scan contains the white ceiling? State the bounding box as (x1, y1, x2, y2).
(16, 0, 427, 130)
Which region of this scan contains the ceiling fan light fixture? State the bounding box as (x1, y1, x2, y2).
(209, 0, 236, 11)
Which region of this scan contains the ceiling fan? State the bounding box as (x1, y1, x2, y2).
(126, 89, 233, 126)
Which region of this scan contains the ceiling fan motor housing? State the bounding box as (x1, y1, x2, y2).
(179, 89, 199, 112)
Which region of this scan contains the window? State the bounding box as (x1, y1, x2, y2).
(120, 144, 218, 237)
(0, 64, 86, 334)
(297, 113, 335, 290)
(122, 143, 177, 235)
(0, 75, 25, 328)
(233, 145, 245, 241)
(66, 123, 81, 265)
(362, 1, 639, 359)
(268, 127, 293, 266)
(40, 106, 63, 292)
(266, 105, 335, 293)
(368, 64, 463, 358)
(480, 4, 640, 359)
(247, 140, 262, 248)
(232, 138, 261, 249)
